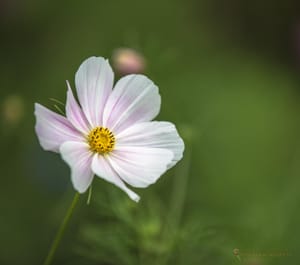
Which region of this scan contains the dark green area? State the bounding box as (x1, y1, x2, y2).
(1, 0, 300, 264)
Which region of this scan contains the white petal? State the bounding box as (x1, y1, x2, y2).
(91, 154, 140, 202)
(75, 56, 114, 126)
(65, 81, 90, 134)
(116, 121, 184, 168)
(60, 141, 94, 193)
(103, 74, 161, 134)
(108, 146, 173, 188)
(34, 103, 83, 153)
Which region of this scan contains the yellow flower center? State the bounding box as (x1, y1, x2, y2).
(87, 127, 115, 154)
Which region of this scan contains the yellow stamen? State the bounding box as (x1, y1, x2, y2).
(87, 127, 115, 154)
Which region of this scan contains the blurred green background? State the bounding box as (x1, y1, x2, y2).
(1, 0, 300, 264)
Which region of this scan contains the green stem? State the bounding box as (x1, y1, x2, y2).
(43, 192, 80, 265)
(158, 147, 192, 265)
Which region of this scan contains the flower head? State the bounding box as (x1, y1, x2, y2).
(34, 56, 184, 202)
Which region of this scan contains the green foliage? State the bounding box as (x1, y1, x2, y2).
(74, 148, 231, 265)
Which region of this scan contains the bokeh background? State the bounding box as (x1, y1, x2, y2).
(1, 0, 300, 264)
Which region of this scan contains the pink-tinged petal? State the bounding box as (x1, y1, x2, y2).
(75, 56, 114, 127)
(65, 81, 90, 134)
(34, 103, 83, 153)
(60, 141, 94, 193)
(103, 74, 161, 134)
(116, 121, 184, 169)
(91, 154, 140, 202)
(107, 146, 173, 188)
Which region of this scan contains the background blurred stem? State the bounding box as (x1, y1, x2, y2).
(169, 147, 191, 229)
(43, 192, 80, 265)
(159, 147, 192, 265)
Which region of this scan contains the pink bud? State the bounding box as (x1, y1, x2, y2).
(112, 48, 146, 75)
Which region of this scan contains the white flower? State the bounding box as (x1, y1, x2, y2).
(34, 56, 184, 202)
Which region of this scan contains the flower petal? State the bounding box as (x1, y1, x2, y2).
(107, 146, 173, 188)
(60, 141, 94, 193)
(34, 103, 83, 152)
(65, 81, 90, 134)
(103, 74, 161, 134)
(75, 56, 114, 127)
(116, 121, 184, 168)
(91, 154, 140, 202)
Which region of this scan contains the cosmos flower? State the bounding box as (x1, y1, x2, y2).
(34, 56, 184, 202)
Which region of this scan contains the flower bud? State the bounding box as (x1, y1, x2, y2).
(2, 94, 24, 126)
(112, 48, 146, 75)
